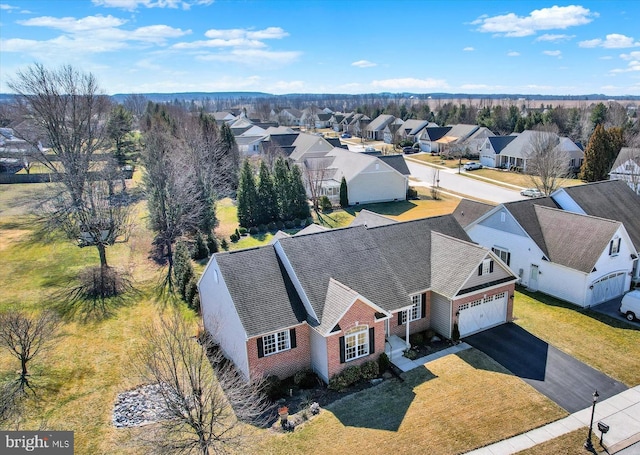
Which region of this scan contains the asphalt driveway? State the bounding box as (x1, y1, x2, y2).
(592, 296, 640, 326)
(464, 323, 628, 413)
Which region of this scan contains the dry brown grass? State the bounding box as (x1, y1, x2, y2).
(258, 349, 566, 455)
(514, 428, 598, 455)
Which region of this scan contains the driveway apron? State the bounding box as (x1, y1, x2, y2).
(465, 323, 628, 413)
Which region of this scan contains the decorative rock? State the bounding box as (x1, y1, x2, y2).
(431, 335, 441, 342)
(112, 383, 172, 428)
(370, 378, 383, 385)
(382, 372, 393, 379)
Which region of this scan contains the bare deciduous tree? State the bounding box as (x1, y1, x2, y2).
(302, 157, 332, 211)
(430, 168, 441, 200)
(524, 126, 570, 196)
(0, 311, 59, 392)
(136, 313, 268, 455)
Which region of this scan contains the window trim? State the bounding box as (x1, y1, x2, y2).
(344, 326, 369, 362)
(492, 247, 511, 266)
(262, 330, 291, 357)
(401, 295, 423, 324)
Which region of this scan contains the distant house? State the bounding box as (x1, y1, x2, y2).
(276, 108, 303, 126)
(609, 147, 640, 195)
(395, 120, 432, 144)
(478, 130, 583, 171)
(416, 126, 451, 153)
(364, 114, 401, 142)
(198, 216, 517, 382)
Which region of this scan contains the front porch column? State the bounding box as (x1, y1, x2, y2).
(405, 314, 410, 348)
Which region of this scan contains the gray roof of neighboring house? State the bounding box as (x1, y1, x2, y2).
(318, 113, 332, 121)
(502, 197, 560, 257)
(214, 246, 307, 337)
(399, 120, 430, 137)
(378, 154, 410, 175)
(498, 130, 582, 160)
(325, 137, 347, 149)
(555, 180, 640, 250)
(295, 224, 330, 236)
(422, 126, 451, 141)
(289, 133, 335, 162)
(366, 215, 471, 295)
(534, 205, 621, 273)
(610, 147, 640, 171)
(278, 225, 411, 317)
(349, 209, 398, 228)
(452, 199, 495, 228)
(365, 114, 396, 131)
(488, 136, 517, 154)
(442, 124, 479, 141)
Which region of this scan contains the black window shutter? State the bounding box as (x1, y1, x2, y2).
(339, 336, 345, 363)
(257, 337, 264, 358)
(290, 328, 297, 349)
(421, 293, 427, 319)
(478, 264, 483, 276)
(609, 240, 613, 255)
(617, 238, 621, 252)
(489, 260, 494, 273)
(507, 252, 511, 266)
(369, 327, 375, 354)
(398, 311, 403, 326)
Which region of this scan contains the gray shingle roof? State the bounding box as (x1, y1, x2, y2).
(556, 180, 640, 250)
(349, 209, 398, 228)
(378, 154, 410, 175)
(488, 136, 516, 154)
(215, 247, 307, 337)
(535, 205, 621, 273)
(423, 126, 451, 141)
(453, 199, 495, 228)
(316, 279, 361, 335)
(503, 197, 560, 257)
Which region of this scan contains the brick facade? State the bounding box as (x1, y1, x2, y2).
(388, 292, 431, 338)
(326, 299, 386, 380)
(247, 323, 311, 380)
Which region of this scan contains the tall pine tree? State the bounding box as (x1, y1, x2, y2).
(256, 161, 278, 225)
(273, 157, 291, 220)
(339, 177, 348, 207)
(580, 125, 624, 182)
(289, 165, 311, 220)
(237, 160, 258, 227)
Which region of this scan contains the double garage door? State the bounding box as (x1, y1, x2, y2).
(458, 293, 508, 337)
(591, 272, 627, 306)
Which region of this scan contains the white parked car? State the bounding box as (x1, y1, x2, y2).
(620, 290, 640, 321)
(520, 188, 544, 198)
(463, 162, 482, 171)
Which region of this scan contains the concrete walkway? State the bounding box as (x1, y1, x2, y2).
(389, 341, 471, 372)
(464, 385, 640, 455)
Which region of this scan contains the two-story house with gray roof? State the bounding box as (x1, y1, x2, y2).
(198, 216, 518, 383)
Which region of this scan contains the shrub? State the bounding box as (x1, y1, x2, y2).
(220, 238, 229, 250)
(276, 220, 285, 230)
(185, 277, 198, 310)
(190, 293, 200, 313)
(452, 322, 460, 342)
(284, 219, 294, 229)
(262, 375, 285, 400)
(206, 233, 218, 254)
(407, 187, 418, 199)
(230, 232, 239, 242)
(293, 218, 302, 228)
(258, 224, 268, 233)
(378, 352, 391, 372)
(409, 332, 424, 346)
(192, 232, 210, 260)
(267, 221, 277, 232)
(328, 365, 361, 391)
(404, 349, 418, 360)
(249, 226, 259, 235)
(425, 329, 436, 341)
(238, 227, 248, 235)
(319, 196, 332, 212)
(305, 217, 314, 226)
(235, 228, 241, 238)
(360, 360, 379, 380)
(293, 369, 318, 389)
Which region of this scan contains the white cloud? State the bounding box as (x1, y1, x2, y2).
(473, 5, 596, 37)
(351, 60, 376, 68)
(196, 49, 301, 66)
(507, 51, 520, 57)
(543, 50, 562, 58)
(0, 3, 18, 10)
(18, 14, 127, 31)
(611, 50, 640, 73)
(579, 34, 640, 49)
(463, 47, 474, 51)
(92, 0, 212, 10)
(371, 77, 449, 90)
(175, 27, 288, 50)
(535, 33, 574, 42)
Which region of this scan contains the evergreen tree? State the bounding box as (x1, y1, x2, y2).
(590, 102, 607, 128)
(107, 104, 135, 166)
(219, 123, 240, 192)
(339, 177, 348, 207)
(273, 157, 291, 220)
(580, 125, 624, 182)
(192, 231, 210, 260)
(237, 160, 258, 227)
(289, 165, 311, 220)
(173, 241, 194, 300)
(256, 161, 278, 225)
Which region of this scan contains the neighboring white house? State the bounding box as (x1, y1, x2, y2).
(478, 130, 583, 171)
(464, 197, 637, 307)
(609, 147, 640, 195)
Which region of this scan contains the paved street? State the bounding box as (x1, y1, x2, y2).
(405, 158, 524, 204)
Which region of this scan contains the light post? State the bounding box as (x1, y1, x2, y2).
(584, 390, 599, 451)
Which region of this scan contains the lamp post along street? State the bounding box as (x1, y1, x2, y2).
(584, 390, 599, 451)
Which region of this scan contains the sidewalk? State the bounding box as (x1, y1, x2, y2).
(463, 385, 640, 455)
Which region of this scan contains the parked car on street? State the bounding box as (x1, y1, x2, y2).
(463, 162, 482, 171)
(403, 146, 417, 154)
(620, 290, 640, 321)
(340, 133, 351, 138)
(520, 188, 544, 198)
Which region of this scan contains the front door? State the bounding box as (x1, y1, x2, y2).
(529, 264, 539, 291)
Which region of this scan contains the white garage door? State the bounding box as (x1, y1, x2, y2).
(458, 292, 508, 337)
(591, 272, 627, 306)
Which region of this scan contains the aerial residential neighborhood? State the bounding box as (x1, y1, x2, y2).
(1, 1, 640, 455)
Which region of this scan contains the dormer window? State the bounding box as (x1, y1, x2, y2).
(609, 237, 621, 256)
(478, 259, 494, 276)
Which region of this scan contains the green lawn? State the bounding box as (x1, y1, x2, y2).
(514, 288, 640, 386)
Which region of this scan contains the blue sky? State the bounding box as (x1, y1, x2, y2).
(0, 1, 639, 96)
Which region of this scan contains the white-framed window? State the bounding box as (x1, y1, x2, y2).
(262, 330, 291, 356)
(401, 295, 423, 324)
(344, 326, 369, 362)
(609, 237, 621, 256)
(479, 258, 494, 276)
(492, 247, 511, 266)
